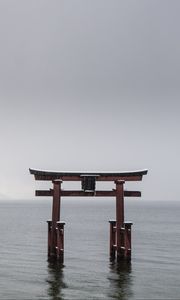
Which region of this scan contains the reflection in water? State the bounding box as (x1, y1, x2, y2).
(46, 262, 67, 300)
(108, 260, 133, 300)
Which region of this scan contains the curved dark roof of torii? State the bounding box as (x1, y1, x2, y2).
(29, 168, 148, 181)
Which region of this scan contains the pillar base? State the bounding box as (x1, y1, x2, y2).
(47, 220, 65, 263)
(109, 220, 133, 261)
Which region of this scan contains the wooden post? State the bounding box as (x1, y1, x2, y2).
(56, 221, 65, 263)
(50, 180, 62, 259)
(47, 220, 52, 257)
(124, 222, 133, 260)
(109, 220, 116, 259)
(115, 180, 125, 261)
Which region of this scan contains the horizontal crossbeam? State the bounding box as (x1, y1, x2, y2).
(34, 175, 144, 181)
(35, 190, 141, 197)
(29, 168, 148, 182)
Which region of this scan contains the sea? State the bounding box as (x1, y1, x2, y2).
(0, 198, 179, 300)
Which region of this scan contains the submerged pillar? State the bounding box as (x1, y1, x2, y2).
(109, 180, 133, 262)
(115, 180, 125, 261)
(47, 180, 65, 262)
(109, 220, 116, 259)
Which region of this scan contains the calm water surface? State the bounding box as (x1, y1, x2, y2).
(0, 199, 179, 299)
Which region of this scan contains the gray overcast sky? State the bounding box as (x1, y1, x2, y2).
(0, 0, 179, 200)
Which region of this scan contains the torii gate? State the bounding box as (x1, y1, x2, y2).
(29, 168, 148, 263)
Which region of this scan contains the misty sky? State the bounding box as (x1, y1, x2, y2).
(0, 0, 180, 201)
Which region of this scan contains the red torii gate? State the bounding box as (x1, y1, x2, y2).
(29, 168, 148, 263)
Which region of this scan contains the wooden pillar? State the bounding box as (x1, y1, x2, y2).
(50, 179, 62, 259)
(109, 220, 116, 259)
(115, 180, 125, 261)
(124, 222, 133, 260)
(56, 221, 65, 263)
(47, 220, 52, 257)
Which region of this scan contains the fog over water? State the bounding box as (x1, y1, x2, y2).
(0, 0, 179, 200)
